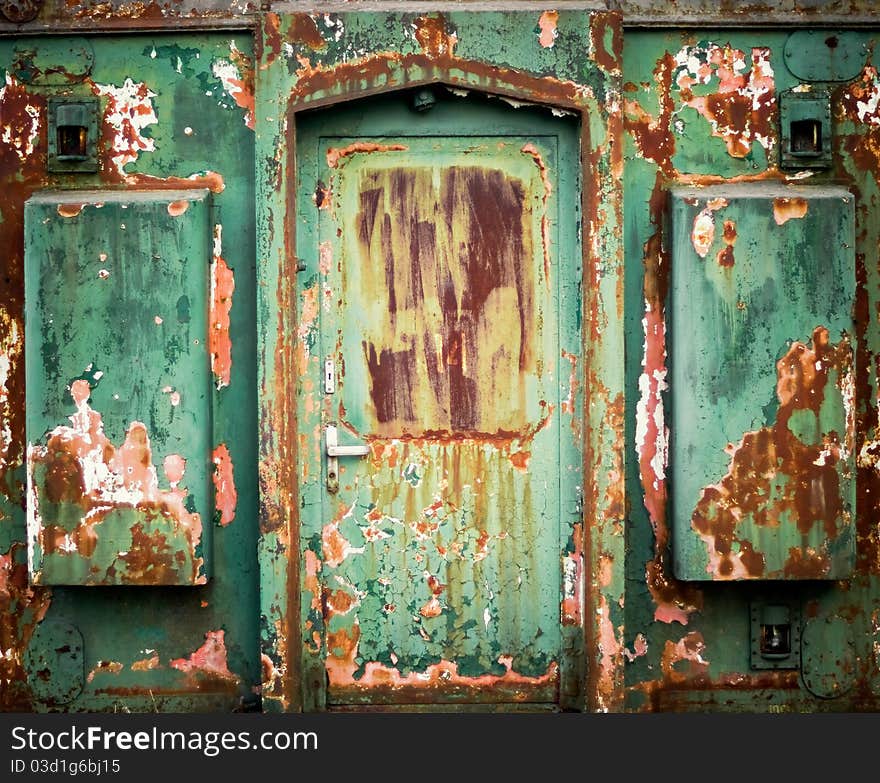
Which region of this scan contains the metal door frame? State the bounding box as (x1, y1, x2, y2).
(255, 10, 626, 713)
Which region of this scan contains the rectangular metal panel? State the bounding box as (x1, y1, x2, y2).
(670, 184, 856, 580)
(24, 189, 212, 586)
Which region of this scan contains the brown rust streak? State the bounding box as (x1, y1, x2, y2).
(836, 73, 879, 575)
(326, 142, 408, 170)
(356, 165, 536, 437)
(625, 53, 676, 178)
(692, 327, 851, 579)
(289, 49, 591, 115)
(773, 197, 808, 225)
(0, 77, 52, 708)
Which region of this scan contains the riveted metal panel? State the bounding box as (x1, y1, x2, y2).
(669, 184, 856, 581)
(25, 189, 212, 586)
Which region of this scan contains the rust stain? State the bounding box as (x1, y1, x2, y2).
(413, 14, 457, 59)
(840, 65, 880, 173)
(659, 631, 709, 683)
(327, 617, 557, 691)
(674, 44, 775, 158)
(210, 224, 235, 390)
(130, 654, 160, 671)
(0, 310, 21, 483)
(86, 660, 123, 683)
(0, 547, 51, 709)
(355, 165, 540, 438)
(289, 13, 327, 51)
(624, 633, 649, 662)
(773, 197, 809, 225)
(637, 175, 703, 624)
(326, 142, 408, 169)
(211, 444, 237, 527)
(596, 592, 623, 710)
(321, 502, 363, 569)
(692, 327, 852, 578)
(170, 629, 239, 683)
(589, 11, 622, 74)
(261, 12, 283, 69)
(166, 199, 189, 216)
(323, 587, 359, 618)
(624, 54, 677, 177)
(562, 522, 584, 626)
(213, 43, 256, 131)
(537, 11, 558, 49)
(716, 219, 737, 267)
(28, 380, 204, 584)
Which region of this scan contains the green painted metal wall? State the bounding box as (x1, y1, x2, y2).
(0, 33, 259, 711)
(4, 9, 880, 714)
(623, 28, 880, 710)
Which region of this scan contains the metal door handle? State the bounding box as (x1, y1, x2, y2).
(325, 425, 369, 492)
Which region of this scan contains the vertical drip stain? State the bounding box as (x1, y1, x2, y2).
(354, 165, 536, 436)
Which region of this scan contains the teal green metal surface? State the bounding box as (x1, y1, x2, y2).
(670, 185, 856, 581)
(25, 189, 212, 586)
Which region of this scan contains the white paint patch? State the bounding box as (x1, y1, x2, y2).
(92, 78, 158, 177)
(0, 74, 40, 163)
(855, 66, 880, 125)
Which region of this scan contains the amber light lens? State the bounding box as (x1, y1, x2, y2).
(57, 126, 88, 159)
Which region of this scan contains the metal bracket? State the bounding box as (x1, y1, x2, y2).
(325, 424, 369, 493)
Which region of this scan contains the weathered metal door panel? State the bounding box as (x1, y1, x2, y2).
(669, 184, 856, 581)
(24, 189, 212, 586)
(296, 94, 581, 707)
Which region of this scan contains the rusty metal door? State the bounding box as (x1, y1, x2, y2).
(296, 91, 582, 709)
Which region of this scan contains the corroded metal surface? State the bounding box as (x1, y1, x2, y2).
(669, 184, 856, 581)
(257, 10, 624, 712)
(0, 33, 257, 710)
(25, 190, 212, 586)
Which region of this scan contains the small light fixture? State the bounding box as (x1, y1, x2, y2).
(47, 96, 99, 173)
(412, 87, 437, 113)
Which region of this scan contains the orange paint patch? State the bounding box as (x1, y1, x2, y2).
(163, 454, 186, 486)
(87, 660, 123, 683)
(326, 142, 408, 169)
(167, 199, 189, 216)
(413, 14, 457, 58)
(27, 380, 204, 583)
(419, 596, 443, 618)
(508, 450, 531, 471)
(773, 197, 809, 225)
(211, 444, 237, 527)
(537, 10, 558, 48)
(210, 225, 235, 389)
(170, 629, 238, 682)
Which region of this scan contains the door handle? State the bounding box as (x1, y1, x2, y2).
(325, 424, 369, 493)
